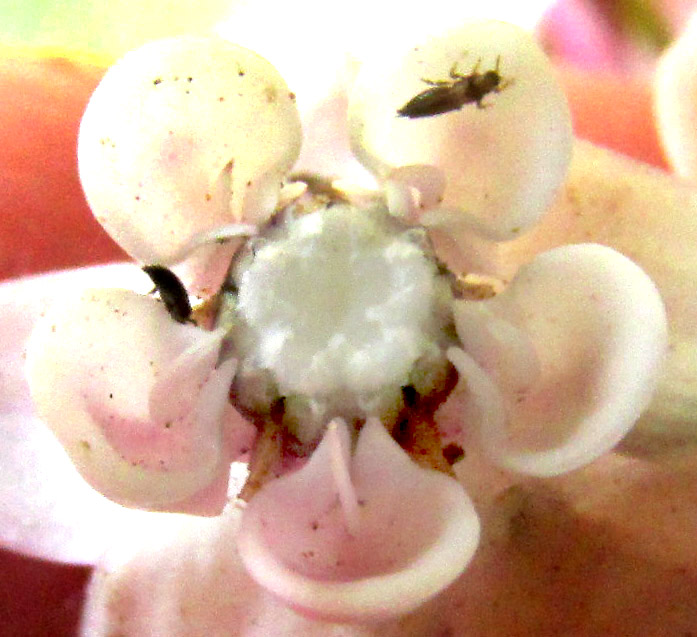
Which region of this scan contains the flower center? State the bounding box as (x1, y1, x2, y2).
(222, 197, 457, 443)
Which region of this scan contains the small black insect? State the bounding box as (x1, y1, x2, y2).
(397, 56, 511, 119)
(142, 265, 193, 324)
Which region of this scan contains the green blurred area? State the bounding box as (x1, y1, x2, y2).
(0, 0, 232, 59)
(615, 0, 672, 51)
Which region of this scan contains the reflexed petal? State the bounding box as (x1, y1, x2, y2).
(81, 512, 248, 636)
(80, 503, 455, 637)
(25, 286, 242, 512)
(453, 244, 667, 476)
(0, 265, 165, 563)
(78, 36, 302, 265)
(237, 419, 479, 622)
(497, 141, 697, 443)
(654, 11, 697, 180)
(216, 2, 555, 119)
(76, 448, 697, 635)
(216, 5, 555, 186)
(348, 20, 572, 239)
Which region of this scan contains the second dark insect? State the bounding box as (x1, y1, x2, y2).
(397, 55, 510, 119)
(143, 264, 194, 324)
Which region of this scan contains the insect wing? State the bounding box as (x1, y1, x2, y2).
(397, 85, 464, 119)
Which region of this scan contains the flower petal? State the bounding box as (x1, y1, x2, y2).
(25, 285, 243, 512)
(237, 418, 479, 622)
(78, 36, 302, 265)
(496, 140, 697, 444)
(654, 10, 697, 180)
(384, 164, 446, 222)
(0, 265, 183, 563)
(80, 502, 456, 637)
(348, 20, 572, 239)
(79, 450, 697, 635)
(454, 243, 667, 476)
(453, 302, 541, 395)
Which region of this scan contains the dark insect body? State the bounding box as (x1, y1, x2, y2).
(143, 265, 193, 324)
(441, 442, 465, 466)
(397, 56, 510, 119)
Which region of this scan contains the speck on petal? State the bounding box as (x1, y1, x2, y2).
(348, 20, 572, 240)
(452, 244, 667, 476)
(78, 36, 302, 266)
(654, 10, 697, 181)
(25, 287, 243, 513)
(236, 418, 479, 622)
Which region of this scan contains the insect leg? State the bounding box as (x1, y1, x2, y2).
(495, 77, 515, 93)
(420, 77, 451, 86)
(449, 61, 465, 80)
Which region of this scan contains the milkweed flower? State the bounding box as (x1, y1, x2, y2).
(21, 17, 671, 634)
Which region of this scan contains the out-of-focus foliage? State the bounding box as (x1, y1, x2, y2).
(0, 0, 232, 60)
